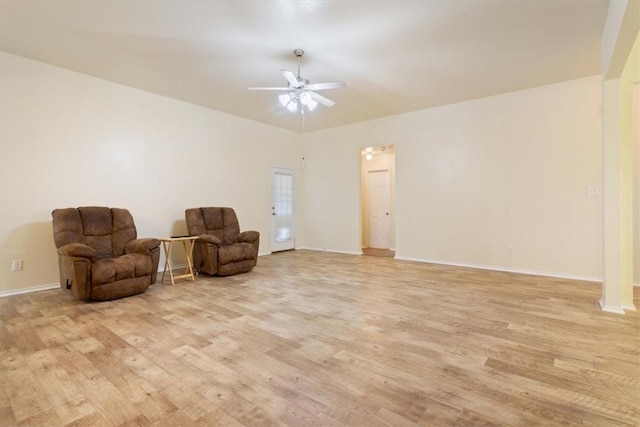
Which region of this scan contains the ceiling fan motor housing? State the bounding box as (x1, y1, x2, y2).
(294, 77, 309, 88)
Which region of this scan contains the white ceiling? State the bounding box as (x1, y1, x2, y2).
(0, 1, 609, 133)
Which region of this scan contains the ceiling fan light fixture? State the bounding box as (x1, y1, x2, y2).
(306, 99, 318, 111)
(278, 93, 291, 106)
(248, 49, 345, 114)
(299, 92, 312, 105)
(286, 100, 298, 112)
(298, 92, 318, 111)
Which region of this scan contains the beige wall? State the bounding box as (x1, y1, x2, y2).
(620, 33, 639, 292)
(302, 76, 603, 280)
(620, 33, 640, 286)
(635, 82, 640, 286)
(0, 52, 302, 293)
(0, 50, 610, 292)
(622, 31, 640, 288)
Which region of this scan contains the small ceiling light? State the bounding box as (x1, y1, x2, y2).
(365, 153, 373, 161)
(299, 92, 312, 105)
(306, 99, 318, 111)
(299, 92, 318, 111)
(279, 93, 291, 106)
(286, 100, 298, 112)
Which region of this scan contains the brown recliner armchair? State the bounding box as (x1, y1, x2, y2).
(185, 207, 259, 276)
(51, 207, 161, 301)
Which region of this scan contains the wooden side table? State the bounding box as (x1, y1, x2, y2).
(160, 236, 199, 285)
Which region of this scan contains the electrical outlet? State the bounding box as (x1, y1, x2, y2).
(585, 186, 599, 196)
(12, 260, 23, 271)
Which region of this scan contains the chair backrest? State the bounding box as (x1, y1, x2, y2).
(52, 207, 138, 259)
(185, 207, 240, 245)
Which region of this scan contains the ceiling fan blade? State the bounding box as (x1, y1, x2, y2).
(309, 91, 335, 107)
(281, 70, 301, 88)
(305, 81, 346, 91)
(247, 87, 290, 91)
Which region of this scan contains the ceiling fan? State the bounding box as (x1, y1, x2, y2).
(248, 49, 345, 113)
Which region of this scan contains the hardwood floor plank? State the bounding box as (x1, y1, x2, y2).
(0, 348, 57, 423)
(418, 397, 463, 426)
(23, 349, 95, 424)
(54, 350, 139, 425)
(0, 250, 638, 426)
(132, 390, 177, 425)
(0, 380, 18, 427)
(374, 407, 421, 426)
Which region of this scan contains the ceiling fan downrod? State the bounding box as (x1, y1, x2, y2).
(294, 49, 304, 78)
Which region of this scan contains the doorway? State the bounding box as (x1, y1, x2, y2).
(361, 145, 396, 257)
(271, 167, 295, 252)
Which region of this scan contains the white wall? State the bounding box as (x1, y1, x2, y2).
(0, 51, 609, 291)
(0, 52, 302, 293)
(634, 82, 639, 286)
(622, 34, 640, 287)
(620, 33, 640, 293)
(302, 76, 603, 280)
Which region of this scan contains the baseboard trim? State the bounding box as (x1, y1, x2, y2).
(0, 283, 59, 298)
(3, 266, 193, 297)
(599, 299, 626, 314)
(296, 247, 362, 256)
(394, 255, 601, 283)
(0, 256, 618, 297)
(622, 303, 637, 312)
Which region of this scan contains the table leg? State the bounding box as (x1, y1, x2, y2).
(161, 240, 176, 285)
(184, 239, 196, 280)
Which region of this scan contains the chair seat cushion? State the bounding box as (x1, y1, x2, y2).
(92, 254, 153, 285)
(218, 243, 256, 265)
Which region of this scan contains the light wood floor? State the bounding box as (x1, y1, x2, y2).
(1, 250, 638, 426)
(362, 248, 395, 258)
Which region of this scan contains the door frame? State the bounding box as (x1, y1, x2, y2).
(270, 167, 296, 253)
(360, 145, 396, 251)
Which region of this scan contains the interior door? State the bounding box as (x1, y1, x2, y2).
(368, 169, 391, 249)
(271, 167, 295, 252)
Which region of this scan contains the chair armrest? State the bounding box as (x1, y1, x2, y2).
(234, 231, 259, 244)
(125, 238, 161, 255)
(198, 235, 222, 246)
(57, 243, 97, 259)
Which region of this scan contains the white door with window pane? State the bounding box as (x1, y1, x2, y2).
(271, 168, 295, 252)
